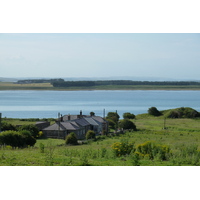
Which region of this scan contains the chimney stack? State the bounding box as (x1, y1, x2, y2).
(68, 114, 70, 121)
(80, 110, 82, 118)
(61, 114, 63, 122)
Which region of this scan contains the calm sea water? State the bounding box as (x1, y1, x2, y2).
(1, 90, 200, 118)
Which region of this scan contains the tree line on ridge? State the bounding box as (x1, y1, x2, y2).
(51, 80, 200, 87)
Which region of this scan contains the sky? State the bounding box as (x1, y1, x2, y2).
(1, 33, 200, 80)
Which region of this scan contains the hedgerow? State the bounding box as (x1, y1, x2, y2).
(0, 130, 36, 148)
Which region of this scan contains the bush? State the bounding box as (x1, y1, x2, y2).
(39, 143, 45, 153)
(136, 141, 170, 161)
(0, 131, 21, 147)
(65, 132, 78, 145)
(119, 119, 137, 130)
(18, 124, 39, 138)
(106, 118, 116, 129)
(123, 112, 135, 119)
(86, 130, 96, 140)
(111, 140, 135, 157)
(38, 131, 44, 138)
(1, 121, 16, 131)
(148, 107, 161, 116)
(106, 112, 120, 123)
(20, 130, 36, 146)
(0, 130, 36, 147)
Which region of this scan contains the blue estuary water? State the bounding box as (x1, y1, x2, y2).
(1, 90, 200, 118)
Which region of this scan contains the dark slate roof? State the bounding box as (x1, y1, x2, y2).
(91, 116, 107, 123)
(72, 118, 91, 127)
(43, 122, 79, 131)
(84, 117, 101, 126)
(62, 115, 87, 121)
(60, 122, 80, 130)
(43, 122, 62, 131)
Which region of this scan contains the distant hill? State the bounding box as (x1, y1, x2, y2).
(0, 77, 18, 82)
(62, 76, 177, 81)
(1, 76, 200, 82)
(163, 107, 200, 118)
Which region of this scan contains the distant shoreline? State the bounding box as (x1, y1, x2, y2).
(1, 82, 200, 91)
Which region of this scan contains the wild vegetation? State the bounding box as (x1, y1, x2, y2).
(0, 107, 200, 166)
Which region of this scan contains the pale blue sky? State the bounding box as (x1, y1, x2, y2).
(1, 33, 200, 80)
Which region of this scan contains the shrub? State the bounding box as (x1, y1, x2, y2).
(106, 118, 116, 129)
(123, 112, 135, 119)
(106, 112, 120, 123)
(0, 131, 21, 147)
(136, 141, 170, 161)
(111, 140, 135, 157)
(39, 143, 45, 153)
(38, 131, 44, 138)
(0, 130, 36, 147)
(1, 121, 16, 131)
(20, 130, 36, 146)
(65, 132, 78, 145)
(119, 119, 137, 130)
(86, 130, 96, 140)
(18, 124, 39, 138)
(148, 107, 161, 116)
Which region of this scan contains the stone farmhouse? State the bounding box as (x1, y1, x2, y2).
(42, 111, 108, 140)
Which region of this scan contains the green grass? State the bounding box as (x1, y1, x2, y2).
(2, 117, 56, 126)
(0, 82, 54, 90)
(1, 115, 200, 166)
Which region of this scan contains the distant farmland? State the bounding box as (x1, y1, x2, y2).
(1, 81, 200, 90)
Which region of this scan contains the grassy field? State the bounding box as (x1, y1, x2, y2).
(0, 82, 54, 90)
(1, 82, 200, 90)
(1, 114, 200, 166)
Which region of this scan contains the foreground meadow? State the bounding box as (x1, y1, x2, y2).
(1, 115, 200, 166)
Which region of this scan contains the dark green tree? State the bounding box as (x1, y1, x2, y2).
(18, 124, 39, 138)
(119, 119, 137, 131)
(106, 118, 116, 129)
(123, 112, 135, 119)
(106, 112, 120, 123)
(90, 111, 95, 116)
(106, 112, 120, 130)
(148, 107, 161, 116)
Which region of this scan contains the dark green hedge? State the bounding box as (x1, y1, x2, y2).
(0, 130, 36, 147)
